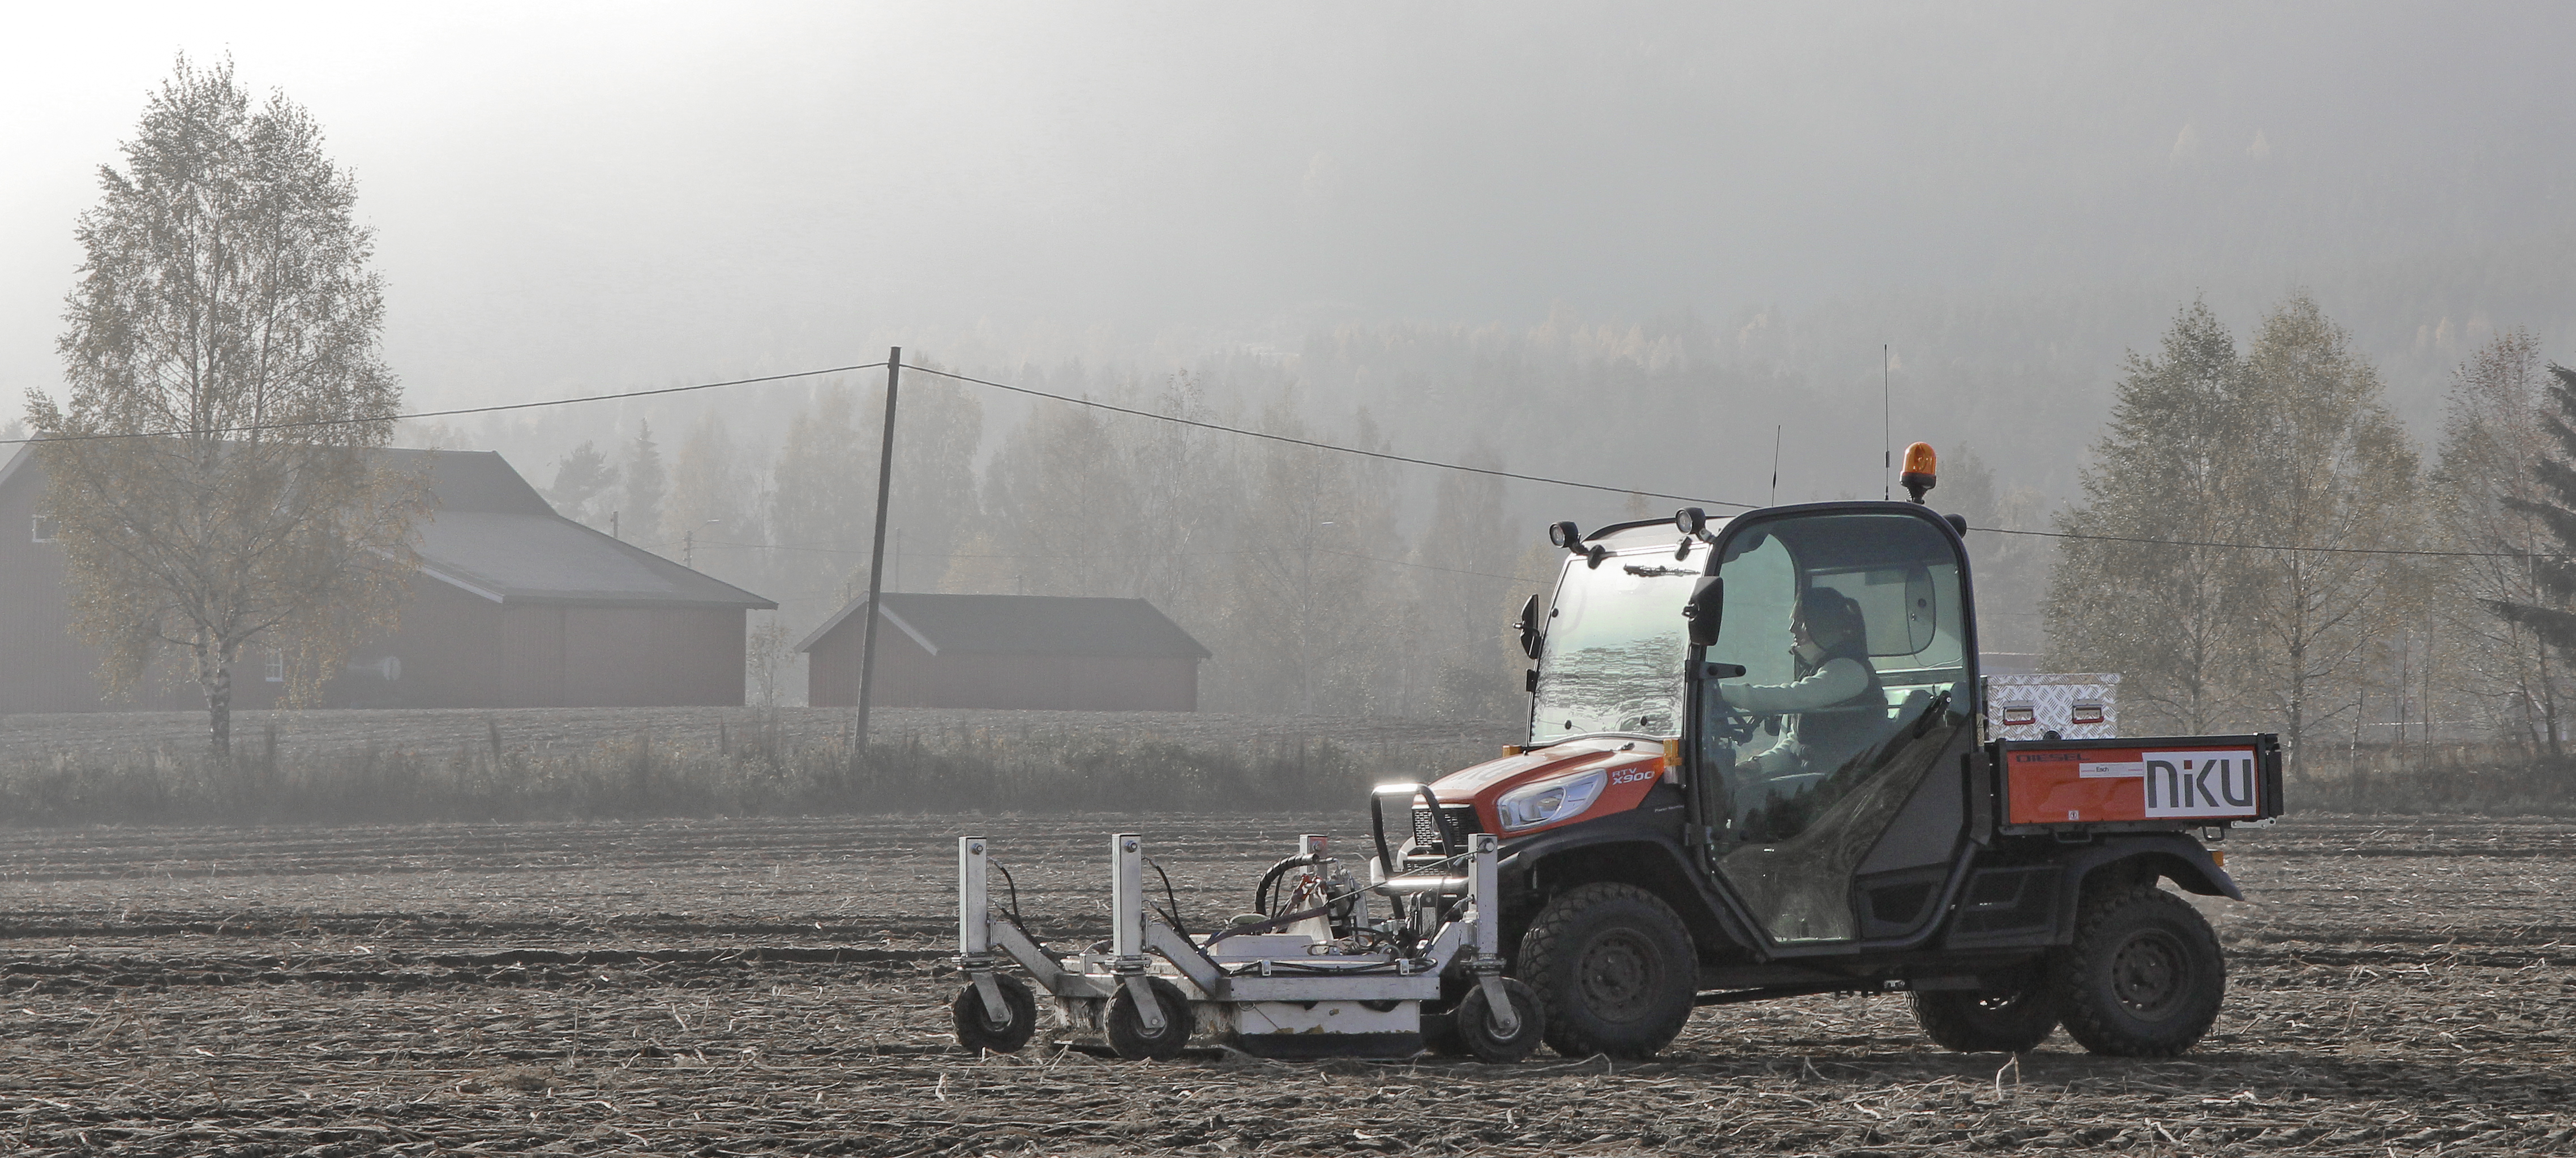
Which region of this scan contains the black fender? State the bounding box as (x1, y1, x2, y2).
(1494, 798, 1760, 960)
(2051, 833, 2240, 938)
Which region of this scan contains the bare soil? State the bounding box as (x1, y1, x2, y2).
(2, 812, 2573, 1155)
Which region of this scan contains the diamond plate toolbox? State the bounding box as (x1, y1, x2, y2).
(1982, 672, 2119, 740)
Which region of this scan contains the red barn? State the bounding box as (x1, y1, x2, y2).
(0, 446, 775, 713)
(800, 593, 1208, 711)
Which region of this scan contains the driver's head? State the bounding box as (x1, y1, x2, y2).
(1795, 589, 1869, 660)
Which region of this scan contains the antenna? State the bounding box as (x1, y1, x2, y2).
(1769, 424, 1782, 506)
(1882, 344, 1892, 502)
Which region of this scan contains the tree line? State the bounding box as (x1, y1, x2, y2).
(2047, 292, 2575, 777)
(533, 370, 1555, 720)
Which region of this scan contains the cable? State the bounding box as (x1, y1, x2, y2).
(907, 364, 2536, 563)
(25, 351, 2531, 563)
(1, 363, 888, 447)
(988, 859, 1047, 950)
(902, 364, 1759, 512)
(1962, 524, 2536, 560)
(687, 538, 1548, 585)
(1145, 858, 1191, 942)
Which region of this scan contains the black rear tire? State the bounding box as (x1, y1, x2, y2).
(1514, 882, 1696, 1059)
(951, 974, 1040, 1053)
(1105, 977, 1194, 1061)
(2051, 887, 2224, 1057)
(1453, 978, 1546, 1063)
(1910, 975, 2058, 1053)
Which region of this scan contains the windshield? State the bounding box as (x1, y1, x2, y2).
(1529, 543, 1705, 744)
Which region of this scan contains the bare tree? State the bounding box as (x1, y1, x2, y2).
(1225, 402, 1401, 715)
(2045, 301, 2256, 735)
(2429, 329, 2564, 754)
(2229, 293, 2422, 775)
(28, 57, 419, 754)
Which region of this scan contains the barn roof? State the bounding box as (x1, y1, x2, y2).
(1, 445, 774, 610)
(796, 593, 1210, 659)
(400, 449, 775, 609)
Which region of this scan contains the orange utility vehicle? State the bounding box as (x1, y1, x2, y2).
(951, 444, 2281, 1061)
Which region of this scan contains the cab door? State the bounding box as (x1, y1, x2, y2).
(1687, 507, 1978, 946)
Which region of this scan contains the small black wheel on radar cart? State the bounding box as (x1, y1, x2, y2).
(1105, 977, 1195, 1061)
(1514, 881, 1697, 1059)
(2050, 887, 2226, 1057)
(1910, 973, 2059, 1053)
(951, 973, 1040, 1053)
(1453, 977, 1546, 1063)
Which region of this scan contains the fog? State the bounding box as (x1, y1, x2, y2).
(6, 2, 2574, 684)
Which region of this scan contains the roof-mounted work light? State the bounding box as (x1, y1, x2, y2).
(1900, 442, 1938, 504)
(1549, 521, 1583, 552)
(1673, 507, 1712, 559)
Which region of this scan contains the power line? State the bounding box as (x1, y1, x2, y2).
(901, 364, 1758, 512)
(1965, 524, 2528, 560)
(905, 364, 2536, 563)
(0, 363, 888, 447)
(685, 537, 1547, 585)
(19, 353, 2536, 563)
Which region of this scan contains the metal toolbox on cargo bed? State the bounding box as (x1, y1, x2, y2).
(1983, 734, 2284, 836)
(1981, 672, 2120, 740)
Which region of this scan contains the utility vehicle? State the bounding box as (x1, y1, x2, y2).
(951, 445, 2281, 1061)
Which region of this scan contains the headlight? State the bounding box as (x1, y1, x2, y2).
(1496, 769, 1608, 831)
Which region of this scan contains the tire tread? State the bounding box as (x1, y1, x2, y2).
(2050, 886, 2224, 1058)
(1514, 881, 1694, 1059)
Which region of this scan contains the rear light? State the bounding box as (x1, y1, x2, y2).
(2000, 705, 2037, 726)
(2071, 703, 2105, 725)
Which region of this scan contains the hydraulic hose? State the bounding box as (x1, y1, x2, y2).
(1251, 854, 1317, 917)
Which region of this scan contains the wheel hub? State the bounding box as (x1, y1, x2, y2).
(1578, 930, 1658, 1020)
(2110, 929, 2187, 1017)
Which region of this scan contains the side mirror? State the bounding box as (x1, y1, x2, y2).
(1682, 576, 1723, 647)
(1515, 593, 1544, 659)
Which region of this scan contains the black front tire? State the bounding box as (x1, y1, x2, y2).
(2051, 887, 2225, 1057)
(951, 974, 1040, 1053)
(1911, 975, 2058, 1053)
(1453, 978, 1546, 1063)
(1105, 977, 1195, 1061)
(1515, 882, 1696, 1059)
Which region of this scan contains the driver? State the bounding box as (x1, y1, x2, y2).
(1715, 588, 1883, 783)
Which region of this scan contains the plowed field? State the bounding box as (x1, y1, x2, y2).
(3, 813, 2573, 1155)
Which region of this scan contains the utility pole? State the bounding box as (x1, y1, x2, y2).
(854, 348, 902, 752)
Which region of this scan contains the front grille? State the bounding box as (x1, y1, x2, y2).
(1409, 805, 1480, 852)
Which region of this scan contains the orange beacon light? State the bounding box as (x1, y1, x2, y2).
(1900, 442, 1937, 503)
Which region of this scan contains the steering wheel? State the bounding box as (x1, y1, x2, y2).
(1703, 691, 1760, 744)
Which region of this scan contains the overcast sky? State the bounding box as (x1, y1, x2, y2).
(5, 2, 2571, 416)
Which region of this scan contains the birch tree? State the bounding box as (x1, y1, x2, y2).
(28, 57, 419, 754)
(2230, 293, 2422, 773)
(2044, 301, 2256, 734)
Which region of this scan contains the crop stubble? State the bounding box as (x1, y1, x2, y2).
(2, 814, 2572, 1155)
